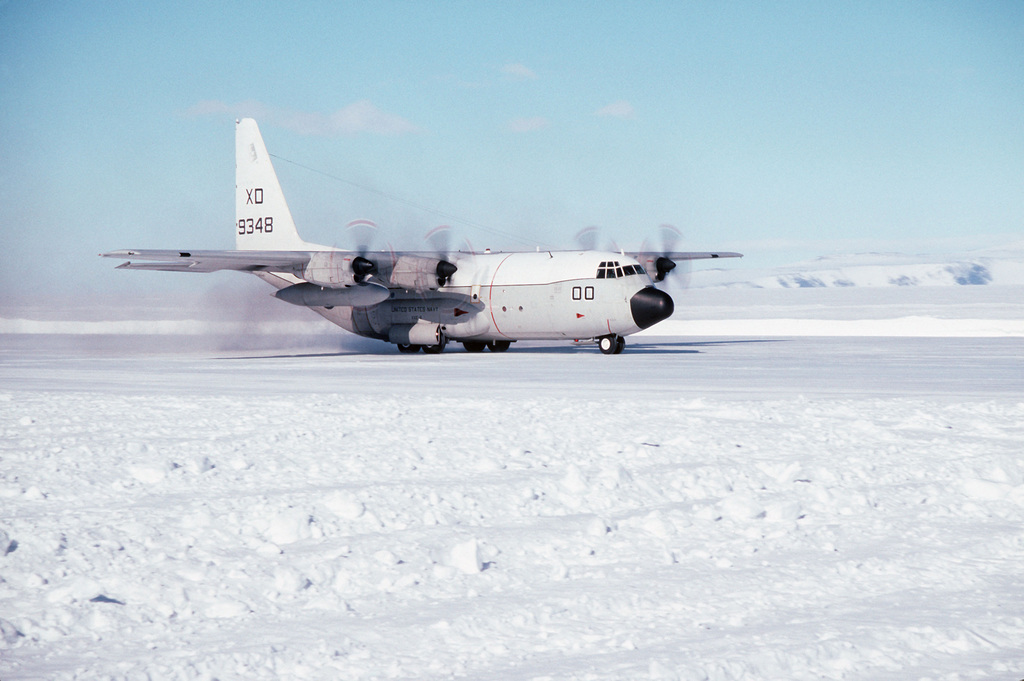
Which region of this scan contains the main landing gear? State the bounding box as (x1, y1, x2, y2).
(598, 334, 626, 355)
(397, 335, 448, 354)
(397, 337, 513, 354)
(399, 336, 622, 355)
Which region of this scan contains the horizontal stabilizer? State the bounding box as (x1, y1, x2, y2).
(101, 249, 315, 273)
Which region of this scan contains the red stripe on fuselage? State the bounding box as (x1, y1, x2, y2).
(488, 253, 515, 338)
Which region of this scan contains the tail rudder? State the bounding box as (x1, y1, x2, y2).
(235, 118, 308, 250)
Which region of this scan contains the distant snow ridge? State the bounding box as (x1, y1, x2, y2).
(947, 262, 994, 285)
(699, 246, 1024, 289)
(771, 261, 995, 289)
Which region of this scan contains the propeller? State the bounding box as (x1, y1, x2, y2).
(575, 226, 620, 253)
(575, 226, 600, 251)
(653, 224, 681, 282)
(424, 225, 459, 287)
(638, 224, 692, 285)
(425, 224, 452, 256)
(659, 223, 681, 252)
(345, 219, 380, 283)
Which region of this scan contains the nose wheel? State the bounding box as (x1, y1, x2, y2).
(598, 335, 626, 355)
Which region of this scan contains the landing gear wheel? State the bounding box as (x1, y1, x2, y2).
(463, 341, 487, 353)
(397, 344, 421, 354)
(487, 340, 511, 353)
(422, 334, 448, 355)
(599, 335, 624, 355)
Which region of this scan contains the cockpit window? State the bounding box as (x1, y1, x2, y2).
(595, 260, 644, 279)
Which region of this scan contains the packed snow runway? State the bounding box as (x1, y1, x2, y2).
(2, 334, 1023, 680)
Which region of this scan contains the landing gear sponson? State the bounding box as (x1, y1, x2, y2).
(398, 336, 625, 355)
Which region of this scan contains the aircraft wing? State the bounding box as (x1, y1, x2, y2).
(101, 248, 465, 293)
(628, 251, 743, 261)
(628, 250, 743, 281)
(101, 249, 315, 273)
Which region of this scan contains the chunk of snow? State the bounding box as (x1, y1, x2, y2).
(129, 464, 166, 484)
(718, 494, 766, 521)
(264, 508, 313, 545)
(203, 600, 251, 618)
(963, 478, 1014, 501)
(324, 492, 365, 520)
(446, 538, 482, 574)
(561, 464, 589, 493)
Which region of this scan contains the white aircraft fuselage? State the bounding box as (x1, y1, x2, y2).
(290, 249, 671, 344)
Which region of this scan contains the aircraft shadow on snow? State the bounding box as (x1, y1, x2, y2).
(218, 338, 784, 361)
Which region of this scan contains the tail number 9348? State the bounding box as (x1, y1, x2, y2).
(237, 217, 274, 234)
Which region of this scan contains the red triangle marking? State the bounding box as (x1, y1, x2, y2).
(576, 313, 585, 319)
(454, 308, 468, 317)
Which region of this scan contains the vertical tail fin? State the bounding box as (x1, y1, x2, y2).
(235, 118, 309, 251)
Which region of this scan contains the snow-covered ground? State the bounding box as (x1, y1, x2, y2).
(2, 331, 1022, 680)
(2, 250, 1023, 680)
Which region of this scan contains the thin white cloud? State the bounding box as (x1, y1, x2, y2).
(507, 116, 550, 133)
(501, 63, 538, 80)
(595, 100, 636, 119)
(185, 100, 422, 136)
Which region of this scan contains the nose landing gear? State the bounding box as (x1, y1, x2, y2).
(598, 334, 626, 355)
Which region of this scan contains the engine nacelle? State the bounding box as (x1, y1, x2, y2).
(303, 252, 376, 287)
(389, 255, 457, 291)
(275, 282, 390, 308)
(637, 255, 677, 282)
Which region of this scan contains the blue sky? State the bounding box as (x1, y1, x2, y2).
(2, 1, 1022, 300)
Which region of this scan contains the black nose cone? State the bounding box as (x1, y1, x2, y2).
(630, 287, 674, 329)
